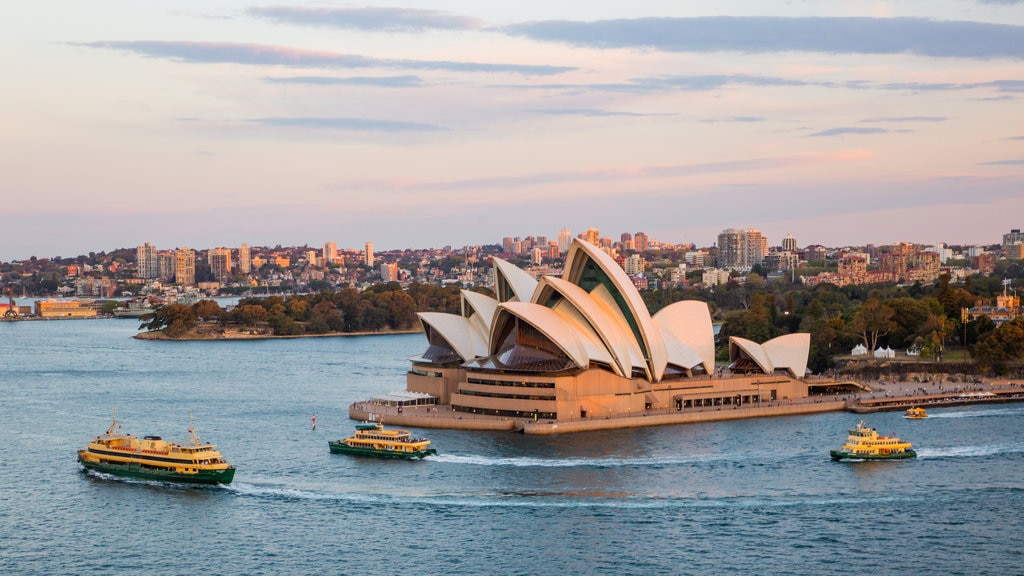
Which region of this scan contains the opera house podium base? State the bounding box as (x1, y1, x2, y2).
(349, 395, 846, 435)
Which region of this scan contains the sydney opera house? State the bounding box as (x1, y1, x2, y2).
(365, 238, 814, 431)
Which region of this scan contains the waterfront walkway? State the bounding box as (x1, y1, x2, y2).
(349, 378, 1024, 434)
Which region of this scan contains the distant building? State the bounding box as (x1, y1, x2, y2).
(34, 299, 97, 319)
(623, 254, 644, 275)
(782, 235, 797, 252)
(365, 242, 374, 267)
(975, 253, 996, 274)
(557, 228, 572, 253)
(323, 241, 338, 265)
(238, 243, 251, 274)
(1006, 243, 1024, 260)
(584, 228, 600, 246)
(1002, 229, 1024, 251)
(175, 247, 195, 286)
(208, 247, 232, 283)
(634, 232, 649, 252)
(380, 262, 399, 282)
(137, 242, 158, 279)
(717, 228, 766, 268)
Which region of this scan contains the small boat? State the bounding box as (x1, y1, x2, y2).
(329, 420, 436, 459)
(830, 420, 917, 461)
(904, 406, 928, 419)
(77, 412, 235, 484)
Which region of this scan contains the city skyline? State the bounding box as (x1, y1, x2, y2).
(3, 2, 1023, 261)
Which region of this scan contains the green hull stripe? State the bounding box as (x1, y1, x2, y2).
(830, 449, 917, 461)
(328, 441, 436, 459)
(79, 456, 235, 484)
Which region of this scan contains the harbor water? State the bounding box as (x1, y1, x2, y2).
(2, 319, 1023, 575)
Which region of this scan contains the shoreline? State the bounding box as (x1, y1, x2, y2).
(133, 328, 421, 340)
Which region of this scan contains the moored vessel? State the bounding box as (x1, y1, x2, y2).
(904, 406, 927, 419)
(830, 420, 917, 461)
(77, 412, 235, 484)
(329, 421, 436, 459)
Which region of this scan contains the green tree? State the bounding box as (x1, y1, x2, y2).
(849, 298, 896, 352)
(143, 304, 197, 337)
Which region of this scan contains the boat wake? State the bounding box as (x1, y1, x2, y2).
(215, 480, 959, 511)
(925, 407, 1024, 419)
(82, 468, 224, 490)
(430, 452, 757, 468)
(916, 443, 1024, 459)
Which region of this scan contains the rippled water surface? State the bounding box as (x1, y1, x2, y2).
(2, 320, 1023, 575)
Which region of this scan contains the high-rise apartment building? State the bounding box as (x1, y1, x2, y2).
(634, 232, 649, 252)
(238, 243, 251, 274)
(323, 241, 337, 265)
(557, 228, 572, 253)
(208, 247, 232, 283)
(624, 254, 644, 275)
(380, 262, 399, 282)
(364, 242, 374, 268)
(137, 242, 157, 279)
(157, 252, 176, 281)
(717, 228, 767, 268)
(584, 228, 600, 246)
(782, 235, 797, 252)
(174, 247, 195, 286)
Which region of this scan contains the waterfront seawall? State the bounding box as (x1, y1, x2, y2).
(349, 399, 848, 434)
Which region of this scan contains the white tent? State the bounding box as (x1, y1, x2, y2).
(873, 346, 895, 358)
(851, 344, 868, 356)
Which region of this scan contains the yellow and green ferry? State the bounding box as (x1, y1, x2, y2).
(329, 421, 436, 459)
(77, 413, 235, 484)
(830, 420, 917, 461)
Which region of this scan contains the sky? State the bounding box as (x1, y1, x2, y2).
(2, 1, 1023, 261)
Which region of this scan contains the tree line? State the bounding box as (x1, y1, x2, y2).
(141, 282, 463, 338)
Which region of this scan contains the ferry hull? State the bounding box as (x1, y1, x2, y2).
(328, 441, 436, 459)
(829, 449, 917, 461)
(78, 452, 236, 484)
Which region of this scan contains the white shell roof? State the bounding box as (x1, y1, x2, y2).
(418, 311, 489, 361)
(563, 239, 667, 381)
(462, 290, 499, 332)
(535, 276, 647, 378)
(493, 257, 539, 303)
(652, 318, 706, 373)
(652, 300, 716, 374)
(762, 333, 810, 378)
(493, 301, 614, 369)
(729, 336, 775, 374)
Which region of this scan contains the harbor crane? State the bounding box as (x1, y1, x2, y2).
(3, 285, 18, 320)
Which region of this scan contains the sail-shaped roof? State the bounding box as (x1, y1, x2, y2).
(653, 300, 716, 374)
(493, 258, 538, 303)
(562, 239, 667, 381)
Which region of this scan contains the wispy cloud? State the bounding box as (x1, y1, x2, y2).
(877, 80, 1024, 92)
(860, 116, 947, 123)
(808, 127, 889, 137)
(246, 117, 445, 132)
(531, 108, 671, 117)
(702, 116, 766, 123)
(1006, 136, 1024, 140)
(264, 75, 424, 87)
(502, 17, 1024, 60)
(505, 74, 1024, 97)
(74, 41, 574, 75)
(978, 159, 1024, 165)
(248, 6, 482, 32)
(334, 150, 872, 193)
